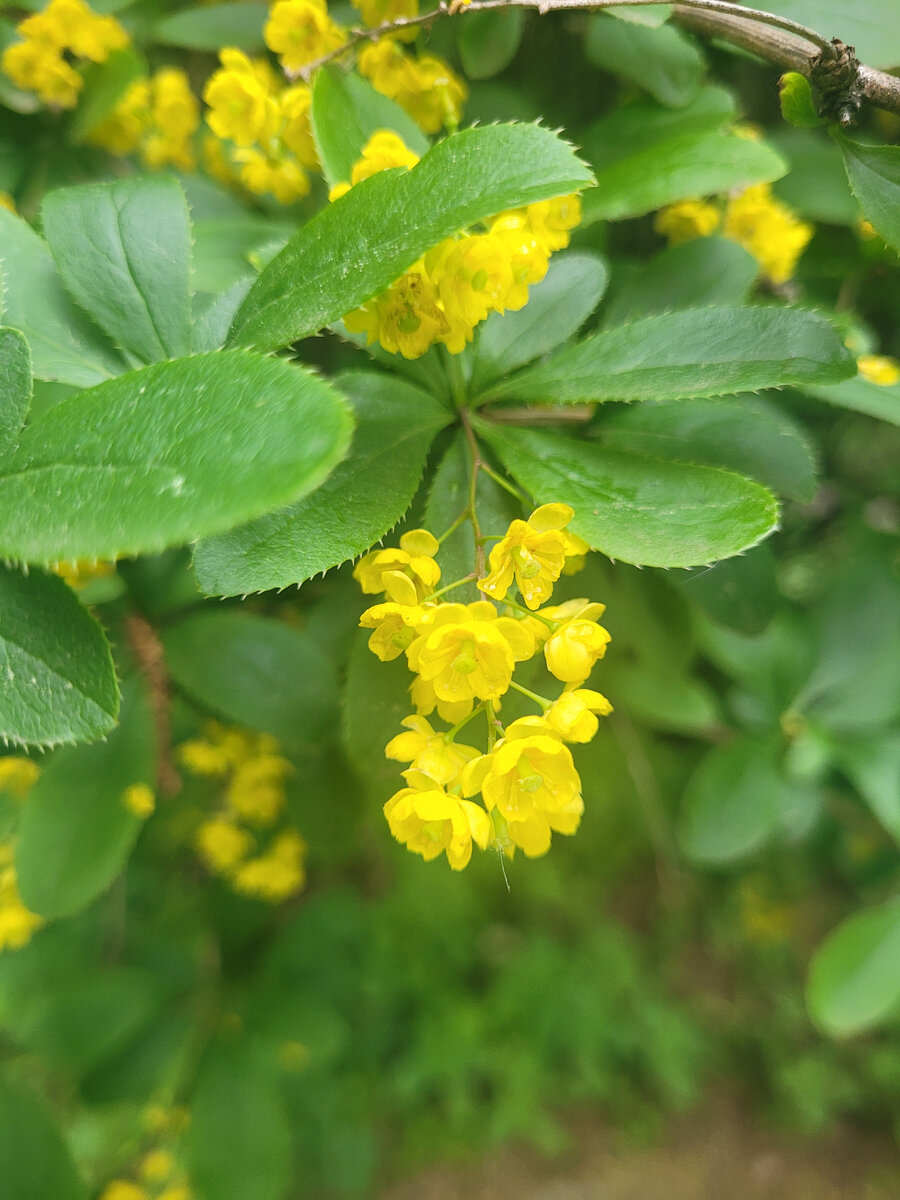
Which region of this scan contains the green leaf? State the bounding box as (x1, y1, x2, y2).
(153, 2, 266, 50)
(0, 1076, 87, 1200)
(769, 128, 858, 225)
(778, 71, 823, 128)
(834, 134, 900, 255)
(607, 660, 719, 734)
(0, 208, 126, 386)
(16, 675, 154, 919)
(678, 737, 785, 864)
(343, 628, 416, 797)
(582, 130, 785, 225)
(311, 67, 429, 188)
(0, 564, 118, 748)
(163, 611, 339, 747)
(194, 372, 450, 596)
(596, 394, 818, 501)
(582, 86, 736, 164)
(191, 217, 290, 296)
(0, 349, 352, 562)
(484, 307, 853, 405)
(602, 238, 758, 325)
(807, 897, 900, 1037)
(472, 251, 609, 392)
(764, 0, 900, 71)
(42, 177, 193, 365)
(227, 122, 595, 353)
(459, 9, 525, 79)
(192, 279, 253, 354)
(836, 735, 900, 844)
(68, 47, 146, 142)
(676, 543, 779, 636)
(0, 326, 31, 455)
(479, 423, 779, 568)
(803, 371, 900, 425)
(586, 14, 705, 108)
(186, 1041, 291, 1200)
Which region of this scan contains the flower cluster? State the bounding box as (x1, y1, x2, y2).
(0, 757, 43, 954)
(201, 48, 319, 204)
(654, 182, 813, 285)
(358, 38, 466, 133)
(340, 131, 582, 358)
(89, 68, 200, 170)
(99, 1141, 192, 1200)
(1, 0, 128, 109)
(356, 506, 612, 868)
(178, 724, 307, 903)
(352, 0, 420, 41)
(264, 0, 345, 74)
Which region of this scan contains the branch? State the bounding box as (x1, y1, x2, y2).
(297, 0, 900, 119)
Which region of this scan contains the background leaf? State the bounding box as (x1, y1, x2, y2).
(0, 1075, 87, 1200)
(586, 14, 706, 108)
(803, 371, 900, 425)
(0, 563, 118, 748)
(0, 325, 31, 455)
(153, 2, 266, 50)
(764, 0, 900, 70)
(807, 897, 900, 1037)
(68, 47, 146, 143)
(834, 134, 900, 255)
(458, 9, 525, 80)
(0, 350, 352, 563)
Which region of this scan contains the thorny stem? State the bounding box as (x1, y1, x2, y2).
(459, 406, 486, 580)
(124, 613, 181, 798)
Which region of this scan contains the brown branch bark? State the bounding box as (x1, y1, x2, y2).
(124, 613, 181, 799)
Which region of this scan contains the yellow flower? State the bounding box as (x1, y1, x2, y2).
(139, 1150, 174, 1183)
(561, 531, 590, 576)
(225, 754, 291, 825)
(384, 771, 491, 869)
(358, 41, 465, 133)
(264, 0, 345, 72)
(353, 129, 419, 181)
(344, 264, 448, 359)
(352, 0, 419, 39)
(541, 598, 610, 683)
(545, 688, 612, 743)
(122, 783, 155, 818)
(203, 49, 279, 148)
(426, 233, 516, 344)
(406, 601, 534, 705)
(34, 0, 127, 61)
(0, 192, 15, 212)
(653, 198, 721, 246)
(385, 715, 480, 787)
(157, 1188, 192, 1200)
(231, 829, 307, 902)
(478, 503, 574, 609)
(409, 675, 474, 725)
(0, 757, 40, 798)
(235, 148, 311, 204)
(279, 83, 318, 165)
(353, 529, 441, 600)
(89, 78, 150, 154)
(359, 601, 429, 661)
(722, 183, 812, 284)
(489, 211, 550, 308)
(2, 39, 82, 107)
(526, 194, 582, 255)
(99, 1183, 148, 1200)
(462, 721, 583, 857)
(177, 738, 232, 776)
(195, 818, 254, 872)
(0, 864, 44, 951)
(857, 354, 900, 386)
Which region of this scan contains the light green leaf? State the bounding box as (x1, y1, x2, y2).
(0, 1076, 87, 1200)
(582, 130, 785, 225)
(764, 0, 900, 70)
(16, 675, 154, 919)
(191, 217, 289, 296)
(803, 370, 900, 425)
(778, 71, 823, 128)
(163, 611, 339, 747)
(586, 14, 706, 108)
(596, 394, 818, 501)
(186, 1042, 291, 1200)
(678, 737, 785, 864)
(227, 122, 595, 353)
(483, 307, 853, 405)
(0, 564, 118, 748)
(42, 177, 192, 365)
(807, 897, 900, 1037)
(0, 326, 31, 455)
(459, 9, 525, 79)
(0, 208, 126, 386)
(834, 133, 900, 255)
(0, 350, 352, 563)
(836, 736, 900, 844)
(153, 2, 266, 50)
(311, 67, 429, 188)
(479, 423, 778, 568)
(69, 47, 146, 142)
(606, 661, 719, 734)
(192, 279, 253, 354)
(602, 238, 758, 325)
(582, 86, 736, 164)
(194, 372, 450, 595)
(472, 251, 609, 392)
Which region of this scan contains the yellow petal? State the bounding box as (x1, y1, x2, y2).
(382, 570, 419, 606)
(527, 503, 573, 533)
(400, 528, 440, 557)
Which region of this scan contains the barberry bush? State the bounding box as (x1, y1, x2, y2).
(0, 0, 899, 1196)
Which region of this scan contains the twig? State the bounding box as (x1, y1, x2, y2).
(124, 613, 181, 798)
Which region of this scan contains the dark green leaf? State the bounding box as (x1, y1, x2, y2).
(459, 9, 525, 80)
(0, 350, 352, 563)
(836, 735, 900, 844)
(606, 660, 719, 733)
(311, 67, 429, 188)
(192, 279, 254, 354)
(676, 543, 780, 636)
(770, 128, 857, 225)
(68, 47, 146, 142)
(163, 611, 339, 747)
(778, 71, 823, 128)
(586, 14, 706, 108)
(807, 897, 900, 1037)
(479, 423, 779, 568)
(227, 123, 595, 353)
(835, 134, 900, 255)
(582, 86, 736, 165)
(193, 372, 450, 595)
(484, 307, 853, 405)
(343, 628, 416, 797)
(0, 563, 118, 748)
(0, 326, 31, 455)
(16, 675, 154, 918)
(0, 1076, 87, 1200)
(153, 2, 266, 50)
(191, 217, 289, 296)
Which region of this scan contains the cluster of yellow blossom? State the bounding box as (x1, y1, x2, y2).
(339, 130, 581, 359)
(99, 1147, 191, 1200)
(201, 48, 318, 204)
(355, 505, 613, 867)
(654, 182, 813, 285)
(53, 558, 116, 589)
(857, 354, 900, 387)
(0, 757, 43, 953)
(1, 0, 128, 109)
(89, 68, 200, 170)
(358, 38, 466, 133)
(264, 0, 345, 74)
(352, 0, 420, 41)
(177, 724, 307, 903)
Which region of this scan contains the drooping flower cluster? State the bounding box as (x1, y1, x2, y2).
(201, 48, 319, 204)
(178, 724, 307, 903)
(358, 38, 466, 133)
(339, 130, 583, 358)
(88, 68, 200, 170)
(0, 757, 43, 953)
(654, 182, 813, 285)
(1, 0, 128, 109)
(356, 506, 612, 869)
